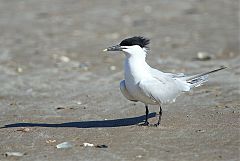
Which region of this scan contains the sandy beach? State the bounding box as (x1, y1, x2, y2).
(0, 0, 239, 160)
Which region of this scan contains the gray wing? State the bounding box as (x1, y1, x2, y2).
(138, 68, 191, 104)
(120, 80, 138, 102)
(149, 68, 190, 92)
(151, 66, 226, 88)
(138, 78, 182, 104)
(150, 68, 186, 78)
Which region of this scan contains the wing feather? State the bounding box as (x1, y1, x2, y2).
(139, 78, 182, 104)
(138, 67, 191, 103)
(120, 80, 138, 102)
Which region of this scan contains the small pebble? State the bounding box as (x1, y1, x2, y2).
(76, 101, 82, 105)
(95, 144, 108, 148)
(195, 129, 206, 133)
(16, 127, 30, 132)
(10, 102, 17, 106)
(110, 66, 116, 71)
(60, 56, 70, 63)
(136, 155, 143, 158)
(4, 152, 25, 157)
(82, 142, 94, 147)
(56, 142, 73, 149)
(56, 107, 65, 110)
(17, 67, 23, 73)
(196, 52, 211, 61)
(79, 63, 89, 71)
(46, 139, 56, 144)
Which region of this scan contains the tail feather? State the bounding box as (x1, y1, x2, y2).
(187, 75, 208, 87)
(183, 66, 226, 88)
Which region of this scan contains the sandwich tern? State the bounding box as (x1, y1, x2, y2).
(103, 36, 226, 126)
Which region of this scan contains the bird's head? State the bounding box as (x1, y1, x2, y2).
(103, 36, 150, 57)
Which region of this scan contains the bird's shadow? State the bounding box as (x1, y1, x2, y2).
(2, 113, 156, 129)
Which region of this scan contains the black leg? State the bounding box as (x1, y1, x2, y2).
(145, 105, 149, 124)
(139, 105, 149, 126)
(155, 105, 162, 126)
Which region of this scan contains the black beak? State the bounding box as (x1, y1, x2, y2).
(103, 45, 125, 52)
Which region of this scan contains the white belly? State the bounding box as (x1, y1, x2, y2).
(124, 58, 157, 105)
(125, 79, 157, 105)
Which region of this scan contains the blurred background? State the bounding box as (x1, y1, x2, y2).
(0, 0, 238, 74)
(0, 0, 239, 161)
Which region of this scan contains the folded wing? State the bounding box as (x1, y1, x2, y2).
(120, 80, 138, 102)
(138, 76, 189, 104)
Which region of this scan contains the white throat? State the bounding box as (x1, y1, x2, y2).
(123, 49, 151, 84)
(122, 45, 148, 59)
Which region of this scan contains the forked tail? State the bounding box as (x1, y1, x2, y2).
(183, 66, 227, 88)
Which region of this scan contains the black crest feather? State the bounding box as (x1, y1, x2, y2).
(120, 36, 150, 48)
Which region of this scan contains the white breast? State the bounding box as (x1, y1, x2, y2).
(124, 57, 157, 105)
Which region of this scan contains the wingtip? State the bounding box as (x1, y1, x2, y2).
(213, 66, 227, 73)
(220, 66, 227, 69)
(218, 66, 227, 71)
